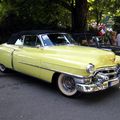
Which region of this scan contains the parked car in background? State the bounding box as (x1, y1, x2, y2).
(72, 33, 120, 55)
(0, 30, 120, 97)
(72, 32, 120, 64)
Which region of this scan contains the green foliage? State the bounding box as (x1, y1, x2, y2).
(0, 0, 70, 32)
(0, 0, 88, 35)
(88, 0, 120, 24)
(0, 0, 120, 43)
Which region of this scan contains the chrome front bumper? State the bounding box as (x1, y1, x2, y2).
(75, 77, 120, 93)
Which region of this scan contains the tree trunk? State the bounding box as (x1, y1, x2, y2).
(72, 0, 88, 33)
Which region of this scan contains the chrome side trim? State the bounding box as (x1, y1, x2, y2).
(105, 72, 117, 76)
(19, 62, 118, 81)
(42, 62, 84, 71)
(19, 62, 89, 79)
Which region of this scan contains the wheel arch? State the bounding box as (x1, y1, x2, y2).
(52, 72, 61, 85)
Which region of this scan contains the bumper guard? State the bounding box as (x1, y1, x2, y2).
(75, 77, 120, 93)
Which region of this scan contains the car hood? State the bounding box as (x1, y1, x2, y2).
(42, 45, 116, 69)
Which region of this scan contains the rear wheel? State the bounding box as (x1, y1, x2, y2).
(57, 74, 77, 97)
(0, 64, 7, 73)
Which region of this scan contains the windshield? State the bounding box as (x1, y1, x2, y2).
(40, 33, 76, 46)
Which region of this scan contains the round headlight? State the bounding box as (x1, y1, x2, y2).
(86, 63, 95, 74)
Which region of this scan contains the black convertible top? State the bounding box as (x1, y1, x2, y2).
(16, 30, 62, 35)
(7, 30, 64, 44)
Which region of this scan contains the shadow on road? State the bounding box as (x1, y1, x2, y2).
(0, 71, 120, 104)
(75, 87, 119, 103)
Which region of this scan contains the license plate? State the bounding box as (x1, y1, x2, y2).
(110, 80, 119, 87)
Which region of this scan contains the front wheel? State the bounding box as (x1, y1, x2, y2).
(0, 64, 7, 73)
(57, 74, 77, 97)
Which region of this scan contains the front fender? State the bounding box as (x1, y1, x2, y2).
(41, 61, 89, 77)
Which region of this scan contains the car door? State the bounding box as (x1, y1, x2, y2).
(13, 35, 44, 79)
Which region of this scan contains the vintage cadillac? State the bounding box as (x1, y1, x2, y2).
(0, 31, 120, 97)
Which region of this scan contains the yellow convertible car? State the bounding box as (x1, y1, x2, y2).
(0, 31, 120, 97)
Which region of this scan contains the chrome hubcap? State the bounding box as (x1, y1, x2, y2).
(0, 64, 5, 72)
(62, 76, 76, 92)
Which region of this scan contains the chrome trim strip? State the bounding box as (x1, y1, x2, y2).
(38, 35, 44, 47)
(42, 62, 85, 71)
(93, 66, 117, 76)
(105, 72, 117, 76)
(96, 66, 116, 71)
(19, 62, 89, 79)
(19, 62, 118, 80)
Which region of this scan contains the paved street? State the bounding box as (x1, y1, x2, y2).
(0, 71, 120, 120)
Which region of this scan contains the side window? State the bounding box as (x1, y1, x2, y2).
(24, 36, 36, 47)
(24, 35, 42, 47)
(36, 37, 42, 46)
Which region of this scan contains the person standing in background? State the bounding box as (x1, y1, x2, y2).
(116, 30, 120, 46)
(110, 31, 117, 45)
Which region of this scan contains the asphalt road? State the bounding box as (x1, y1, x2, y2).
(0, 71, 120, 120)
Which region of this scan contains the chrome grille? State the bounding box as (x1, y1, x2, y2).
(94, 67, 117, 80)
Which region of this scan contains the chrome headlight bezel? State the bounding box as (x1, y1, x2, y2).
(86, 63, 95, 74)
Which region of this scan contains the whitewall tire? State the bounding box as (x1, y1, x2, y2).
(57, 74, 77, 97)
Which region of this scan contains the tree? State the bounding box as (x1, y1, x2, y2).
(88, 0, 120, 25)
(72, 0, 88, 32)
(0, 0, 66, 32)
(0, 0, 89, 33)
(52, 0, 88, 32)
